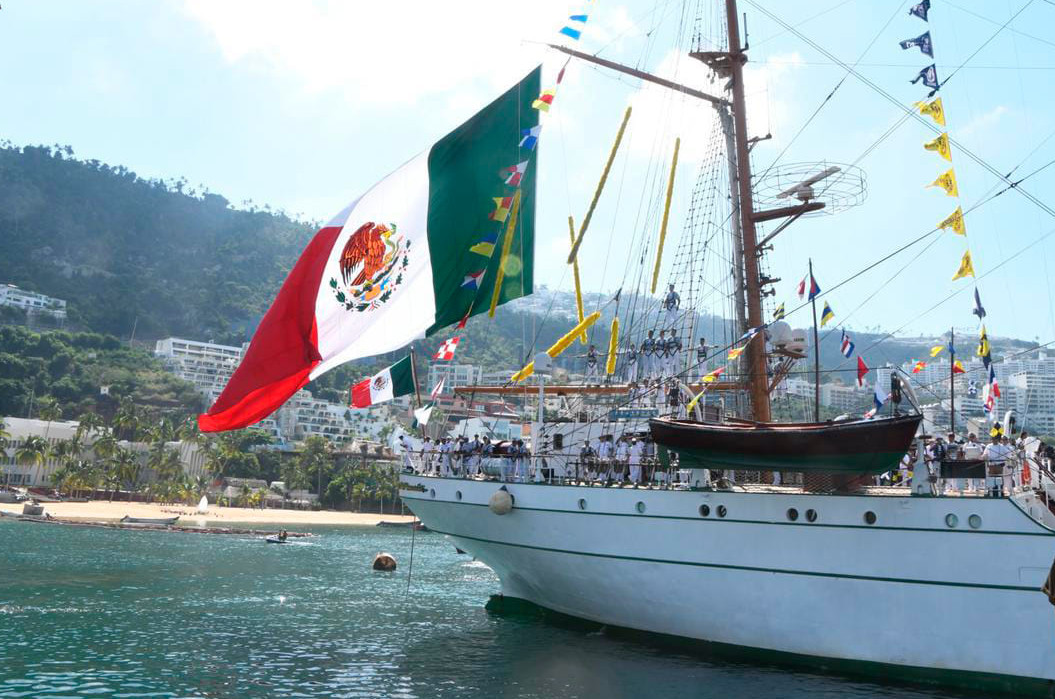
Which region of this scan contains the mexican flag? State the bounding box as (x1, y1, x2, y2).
(198, 67, 540, 432)
(350, 356, 415, 408)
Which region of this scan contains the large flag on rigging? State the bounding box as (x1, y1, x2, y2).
(198, 68, 541, 432)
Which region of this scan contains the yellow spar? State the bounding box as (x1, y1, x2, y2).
(488, 189, 523, 318)
(650, 137, 680, 293)
(605, 317, 620, 375)
(567, 106, 632, 264)
(568, 215, 587, 344)
(511, 310, 603, 382)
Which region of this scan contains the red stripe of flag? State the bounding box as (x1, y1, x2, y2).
(350, 379, 372, 408)
(197, 225, 343, 432)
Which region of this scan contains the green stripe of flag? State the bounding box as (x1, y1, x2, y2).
(425, 66, 540, 334)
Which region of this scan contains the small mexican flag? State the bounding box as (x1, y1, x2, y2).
(198, 67, 539, 432)
(350, 356, 415, 408)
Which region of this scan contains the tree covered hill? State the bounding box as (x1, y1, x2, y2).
(0, 325, 200, 419)
(0, 143, 313, 342)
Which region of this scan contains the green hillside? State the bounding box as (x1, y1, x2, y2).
(0, 325, 200, 418)
(0, 143, 312, 342)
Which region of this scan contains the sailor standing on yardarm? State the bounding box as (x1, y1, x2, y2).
(641, 330, 656, 379)
(625, 342, 639, 383)
(585, 344, 599, 383)
(656, 330, 668, 378)
(695, 337, 708, 381)
(663, 283, 681, 327)
(666, 330, 682, 377)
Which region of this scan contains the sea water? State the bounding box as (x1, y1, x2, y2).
(0, 519, 970, 698)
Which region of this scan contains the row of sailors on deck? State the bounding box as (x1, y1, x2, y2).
(583, 330, 709, 384)
(400, 434, 532, 481)
(577, 435, 649, 484)
(889, 430, 1043, 497)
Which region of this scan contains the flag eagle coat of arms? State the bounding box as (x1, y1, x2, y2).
(199, 68, 541, 432)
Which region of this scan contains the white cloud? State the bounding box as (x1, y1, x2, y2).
(181, 0, 587, 105)
(959, 105, 1008, 137)
(621, 49, 804, 163)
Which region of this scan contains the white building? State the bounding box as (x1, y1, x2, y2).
(155, 337, 370, 444)
(427, 363, 481, 392)
(0, 417, 205, 487)
(1009, 372, 1055, 434)
(0, 284, 67, 320)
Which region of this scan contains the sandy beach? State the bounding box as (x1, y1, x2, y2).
(0, 500, 416, 526)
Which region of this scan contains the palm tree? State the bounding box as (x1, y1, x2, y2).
(111, 398, 140, 442)
(75, 411, 104, 440)
(37, 398, 62, 430)
(50, 436, 84, 495)
(109, 448, 141, 499)
(15, 436, 49, 488)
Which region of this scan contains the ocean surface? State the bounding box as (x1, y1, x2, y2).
(0, 518, 973, 699)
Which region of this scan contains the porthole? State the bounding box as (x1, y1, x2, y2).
(968, 514, 982, 529)
(429, 489, 436, 499)
(786, 508, 799, 522)
(636, 501, 646, 514)
(805, 509, 818, 523)
(578, 498, 587, 511)
(699, 504, 710, 517)
(863, 511, 877, 525)
(945, 513, 959, 528)
(717, 505, 727, 518)
(455, 491, 462, 501)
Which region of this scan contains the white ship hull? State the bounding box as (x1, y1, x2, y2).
(402, 475, 1055, 694)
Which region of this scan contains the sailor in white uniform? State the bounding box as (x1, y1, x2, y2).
(665, 330, 682, 377)
(398, 436, 414, 472)
(439, 437, 452, 477)
(614, 436, 630, 484)
(695, 337, 708, 381)
(628, 438, 644, 485)
(663, 283, 680, 327)
(597, 436, 613, 482)
(421, 437, 435, 475)
(983, 435, 1013, 497)
(625, 343, 639, 384)
(655, 330, 668, 378)
(641, 331, 656, 379)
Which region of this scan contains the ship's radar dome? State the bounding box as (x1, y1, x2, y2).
(768, 321, 792, 346)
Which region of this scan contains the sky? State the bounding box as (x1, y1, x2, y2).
(3, 0, 1055, 343)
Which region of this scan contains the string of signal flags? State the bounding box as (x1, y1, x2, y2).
(758, 0, 998, 420)
(901, 0, 999, 419)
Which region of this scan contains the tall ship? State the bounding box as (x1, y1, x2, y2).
(200, 0, 1055, 694)
(396, 2, 1055, 695)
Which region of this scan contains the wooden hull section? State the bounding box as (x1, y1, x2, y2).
(649, 414, 922, 473)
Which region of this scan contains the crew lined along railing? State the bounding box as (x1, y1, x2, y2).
(401, 451, 1055, 499)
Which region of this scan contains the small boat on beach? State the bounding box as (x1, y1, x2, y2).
(376, 520, 427, 530)
(120, 515, 179, 526)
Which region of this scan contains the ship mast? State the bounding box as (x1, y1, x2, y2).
(692, 0, 771, 421)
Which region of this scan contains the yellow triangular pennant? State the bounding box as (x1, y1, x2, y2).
(928, 168, 959, 197)
(923, 132, 952, 162)
(952, 250, 975, 281)
(937, 206, 966, 236)
(915, 98, 946, 126)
